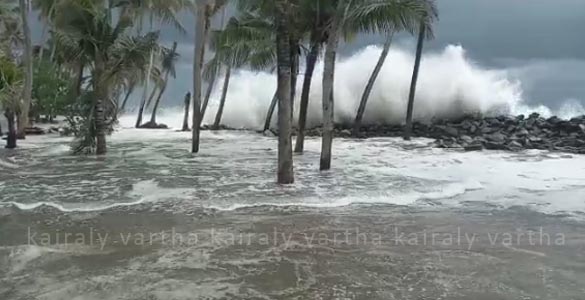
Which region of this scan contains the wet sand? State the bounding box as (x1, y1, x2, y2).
(2, 204, 585, 300)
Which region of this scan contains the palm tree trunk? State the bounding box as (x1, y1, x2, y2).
(182, 92, 191, 131)
(290, 41, 299, 116)
(320, 9, 342, 171)
(5, 110, 16, 149)
(150, 73, 170, 124)
(74, 61, 84, 97)
(404, 22, 426, 141)
(294, 40, 319, 153)
(212, 66, 231, 130)
(17, 0, 33, 139)
(275, 0, 294, 184)
(138, 49, 155, 127)
(192, 1, 210, 153)
(353, 32, 393, 137)
(39, 25, 47, 60)
(95, 98, 107, 155)
(49, 38, 57, 62)
(200, 70, 216, 126)
(263, 92, 278, 132)
(136, 86, 157, 127)
(94, 54, 107, 155)
(120, 85, 134, 111)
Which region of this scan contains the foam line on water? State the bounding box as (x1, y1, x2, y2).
(207, 180, 484, 211)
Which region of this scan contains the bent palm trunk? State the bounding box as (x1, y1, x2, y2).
(200, 71, 216, 126)
(294, 40, 319, 153)
(276, 0, 294, 184)
(404, 22, 426, 141)
(182, 92, 191, 131)
(212, 66, 231, 130)
(120, 85, 134, 111)
(150, 72, 170, 124)
(263, 92, 278, 132)
(17, 0, 33, 139)
(353, 32, 393, 137)
(136, 87, 157, 128)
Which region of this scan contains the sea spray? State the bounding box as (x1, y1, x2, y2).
(119, 44, 583, 130)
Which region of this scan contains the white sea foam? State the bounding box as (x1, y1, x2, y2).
(118, 44, 584, 130)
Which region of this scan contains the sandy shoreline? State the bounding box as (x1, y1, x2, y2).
(2, 204, 585, 299)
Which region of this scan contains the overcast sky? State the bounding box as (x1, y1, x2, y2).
(32, 0, 585, 110)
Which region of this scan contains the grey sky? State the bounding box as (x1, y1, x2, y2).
(32, 0, 585, 110)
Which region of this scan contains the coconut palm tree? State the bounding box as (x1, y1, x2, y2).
(0, 56, 23, 149)
(135, 49, 162, 127)
(53, 0, 160, 154)
(148, 41, 179, 125)
(353, 0, 437, 137)
(192, 0, 228, 153)
(199, 5, 227, 125)
(203, 14, 277, 130)
(319, 0, 346, 171)
(275, 0, 294, 183)
(192, 0, 209, 153)
(17, 0, 32, 139)
(404, 18, 427, 140)
(351, 32, 393, 136)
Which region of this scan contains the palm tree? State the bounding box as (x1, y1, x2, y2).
(53, 0, 160, 154)
(149, 41, 179, 125)
(211, 65, 231, 129)
(352, 32, 392, 136)
(275, 0, 294, 183)
(0, 57, 22, 148)
(319, 0, 346, 171)
(404, 19, 426, 140)
(192, 0, 228, 153)
(17, 0, 33, 139)
(200, 5, 227, 125)
(353, 0, 437, 137)
(181, 91, 191, 131)
(192, 0, 209, 153)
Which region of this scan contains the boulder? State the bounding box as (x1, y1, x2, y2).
(463, 143, 483, 152)
(138, 121, 169, 129)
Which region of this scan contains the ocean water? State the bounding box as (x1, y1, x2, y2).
(1, 125, 585, 218)
(2, 44, 585, 217)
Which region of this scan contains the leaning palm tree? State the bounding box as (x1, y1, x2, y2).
(203, 14, 277, 130)
(404, 18, 429, 140)
(148, 41, 179, 125)
(17, 0, 33, 139)
(353, 0, 437, 137)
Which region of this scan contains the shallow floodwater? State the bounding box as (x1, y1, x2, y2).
(1, 128, 585, 216)
(2, 128, 585, 300)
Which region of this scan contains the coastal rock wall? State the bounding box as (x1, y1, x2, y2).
(302, 114, 585, 153)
